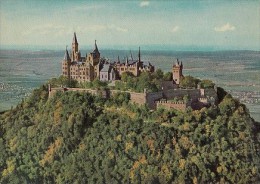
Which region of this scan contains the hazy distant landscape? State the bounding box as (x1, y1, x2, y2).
(0, 49, 259, 121)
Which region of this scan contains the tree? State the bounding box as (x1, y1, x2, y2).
(153, 69, 164, 80)
(48, 76, 77, 88)
(180, 75, 200, 88)
(163, 72, 172, 81)
(200, 80, 215, 89)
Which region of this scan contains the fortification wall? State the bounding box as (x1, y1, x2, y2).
(130, 92, 147, 106)
(156, 101, 187, 111)
(164, 89, 201, 100)
(146, 91, 164, 109)
(48, 87, 108, 98)
(104, 89, 163, 109)
(109, 90, 146, 105)
(48, 85, 218, 110)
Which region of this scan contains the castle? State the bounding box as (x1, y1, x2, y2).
(62, 33, 155, 82)
(56, 33, 218, 111)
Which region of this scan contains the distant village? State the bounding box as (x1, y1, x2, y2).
(49, 33, 219, 111)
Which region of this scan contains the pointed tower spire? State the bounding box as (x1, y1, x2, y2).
(130, 50, 133, 60)
(73, 32, 78, 44)
(176, 58, 179, 65)
(117, 55, 120, 63)
(94, 40, 99, 52)
(64, 45, 70, 61)
(125, 56, 129, 66)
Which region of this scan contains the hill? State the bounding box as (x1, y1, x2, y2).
(0, 84, 259, 183)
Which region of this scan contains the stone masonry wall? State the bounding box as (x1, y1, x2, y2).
(48, 86, 218, 110)
(156, 101, 187, 111)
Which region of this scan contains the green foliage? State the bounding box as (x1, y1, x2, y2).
(180, 75, 200, 88)
(48, 76, 77, 88)
(217, 87, 228, 102)
(77, 78, 108, 89)
(115, 71, 161, 92)
(0, 85, 259, 183)
(163, 72, 172, 81)
(200, 79, 215, 89)
(152, 69, 164, 79)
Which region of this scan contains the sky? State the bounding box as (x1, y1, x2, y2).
(0, 0, 259, 50)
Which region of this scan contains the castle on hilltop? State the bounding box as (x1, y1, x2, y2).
(62, 33, 155, 82)
(56, 33, 218, 111)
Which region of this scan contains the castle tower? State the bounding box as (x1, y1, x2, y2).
(172, 59, 183, 85)
(62, 46, 71, 78)
(71, 32, 79, 61)
(91, 40, 101, 78)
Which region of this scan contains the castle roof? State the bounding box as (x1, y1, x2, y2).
(64, 46, 70, 61)
(100, 63, 115, 74)
(92, 40, 99, 54)
(100, 64, 110, 72)
(173, 58, 183, 67)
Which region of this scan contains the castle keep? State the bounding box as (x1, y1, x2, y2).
(62, 33, 154, 82)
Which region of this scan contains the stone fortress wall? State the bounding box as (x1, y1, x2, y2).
(48, 84, 218, 110)
(156, 101, 188, 111)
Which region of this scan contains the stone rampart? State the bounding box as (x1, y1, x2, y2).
(48, 86, 107, 98)
(146, 91, 164, 109)
(156, 100, 188, 111)
(48, 85, 218, 110)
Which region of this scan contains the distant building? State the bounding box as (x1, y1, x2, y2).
(62, 33, 155, 82)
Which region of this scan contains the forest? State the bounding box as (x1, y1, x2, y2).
(0, 78, 260, 183)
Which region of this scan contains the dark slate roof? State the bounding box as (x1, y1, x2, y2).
(100, 64, 110, 72)
(128, 59, 138, 65)
(142, 60, 152, 66)
(92, 40, 99, 54)
(64, 48, 70, 61)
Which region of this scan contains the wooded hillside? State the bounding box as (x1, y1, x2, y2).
(0, 84, 259, 183)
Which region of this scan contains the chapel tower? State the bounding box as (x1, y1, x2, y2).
(172, 59, 183, 85)
(71, 32, 80, 61)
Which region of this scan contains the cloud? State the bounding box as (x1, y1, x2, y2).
(22, 23, 128, 38)
(72, 4, 103, 11)
(140, 1, 150, 7)
(171, 26, 180, 33)
(80, 24, 128, 33)
(214, 23, 235, 32)
(22, 24, 69, 36)
(108, 25, 128, 32)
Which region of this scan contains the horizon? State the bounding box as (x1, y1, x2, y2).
(0, 1, 260, 51)
(1, 44, 260, 52)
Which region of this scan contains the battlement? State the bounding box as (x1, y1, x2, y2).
(156, 100, 189, 111)
(156, 100, 186, 105)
